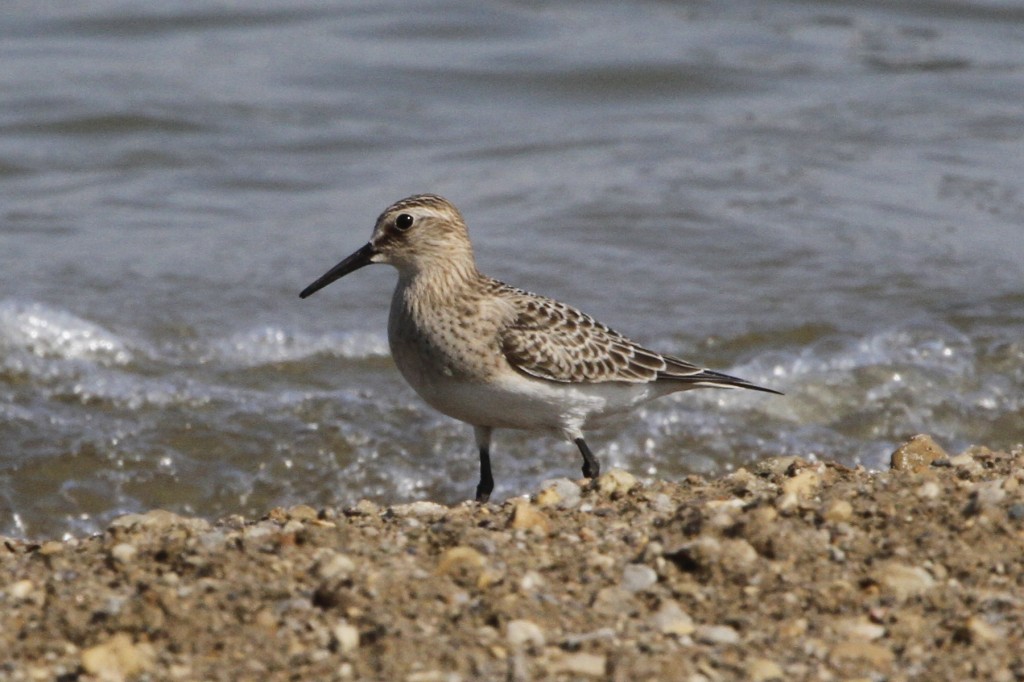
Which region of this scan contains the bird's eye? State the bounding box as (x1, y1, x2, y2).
(395, 213, 414, 231)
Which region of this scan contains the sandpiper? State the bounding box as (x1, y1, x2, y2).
(300, 194, 780, 502)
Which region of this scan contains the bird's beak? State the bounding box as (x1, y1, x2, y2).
(299, 242, 376, 299)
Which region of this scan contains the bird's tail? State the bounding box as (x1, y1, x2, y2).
(660, 367, 783, 395)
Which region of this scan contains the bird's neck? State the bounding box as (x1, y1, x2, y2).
(397, 253, 481, 292)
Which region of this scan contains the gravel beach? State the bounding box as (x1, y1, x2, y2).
(3, 435, 1022, 682)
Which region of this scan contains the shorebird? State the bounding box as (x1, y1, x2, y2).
(300, 194, 780, 502)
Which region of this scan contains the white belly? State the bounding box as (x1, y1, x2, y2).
(399, 362, 662, 439)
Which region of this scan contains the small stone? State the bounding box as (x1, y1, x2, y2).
(1008, 503, 1024, 521)
(966, 480, 1006, 515)
(949, 452, 981, 475)
(649, 493, 675, 514)
(754, 456, 805, 476)
(829, 640, 895, 668)
(695, 624, 740, 645)
(746, 658, 784, 682)
(81, 633, 156, 679)
(823, 499, 853, 523)
(551, 652, 606, 677)
(519, 570, 544, 592)
(108, 509, 210, 533)
(782, 469, 820, 498)
(536, 478, 581, 509)
(667, 537, 758, 577)
(8, 579, 35, 600)
(836, 617, 886, 641)
(509, 500, 550, 534)
(596, 468, 638, 497)
(916, 481, 941, 499)
(332, 621, 360, 653)
(590, 586, 638, 615)
(876, 562, 935, 601)
(890, 434, 948, 472)
(436, 546, 486, 587)
(506, 619, 545, 648)
(38, 540, 64, 556)
(620, 563, 658, 592)
(650, 600, 695, 636)
(405, 672, 458, 682)
(287, 504, 319, 521)
(109, 543, 138, 564)
(390, 501, 448, 518)
(962, 616, 1001, 643)
(346, 499, 380, 516)
(313, 550, 356, 580)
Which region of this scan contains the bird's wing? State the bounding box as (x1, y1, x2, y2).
(494, 284, 717, 385)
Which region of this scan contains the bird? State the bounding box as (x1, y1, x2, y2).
(300, 194, 780, 502)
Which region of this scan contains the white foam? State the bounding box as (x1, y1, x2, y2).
(202, 326, 389, 367)
(0, 300, 132, 365)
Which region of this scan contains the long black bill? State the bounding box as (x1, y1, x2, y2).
(299, 242, 376, 299)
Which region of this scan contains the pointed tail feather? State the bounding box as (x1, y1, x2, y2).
(660, 367, 783, 395)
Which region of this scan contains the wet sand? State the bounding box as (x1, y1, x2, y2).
(2, 435, 1022, 681)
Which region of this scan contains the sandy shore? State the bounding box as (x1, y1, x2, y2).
(2, 435, 1022, 682)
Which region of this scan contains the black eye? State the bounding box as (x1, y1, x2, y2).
(395, 213, 414, 231)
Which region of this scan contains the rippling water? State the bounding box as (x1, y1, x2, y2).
(2, 1, 1022, 538)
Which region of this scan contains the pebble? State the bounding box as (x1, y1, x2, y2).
(620, 563, 658, 592)
(506, 619, 545, 648)
(390, 501, 448, 518)
(836, 617, 886, 641)
(509, 500, 550, 534)
(890, 434, 948, 472)
(313, 550, 356, 581)
(649, 493, 675, 514)
(967, 479, 1007, 513)
(80, 632, 156, 679)
(777, 469, 821, 511)
(596, 468, 638, 497)
(108, 509, 210, 533)
(828, 640, 894, 668)
(38, 540, 64, 556)
(535, 478, 582, 509)
(876, 562, 935, 601)
(695, 624, 740, 645)
(746, 658, 784, 682)
(591, 586, 637, 615)
(650, 599, 695, 636)
(963, 616, 1001, 643)
(109, 542, 138, 564)
(518, 570, 544, 592)
(287, 504, 319, 521)
(550, 652, 606, 677)
(405, 671, 462, 682)
(346, 499, 380, 516)
(916, 481, 942, 499)
(823, 499, 853, 523)
(949, 452, 983, 476)
(436, 546, 492, 588)
(332, 621, 360, 653)
(437, 546, 485, 572)
(8, 579, 35, 601)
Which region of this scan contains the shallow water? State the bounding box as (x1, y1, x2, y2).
(2, 1, 1022, 538)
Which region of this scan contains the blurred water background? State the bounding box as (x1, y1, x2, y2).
(2, 1, 1022, 538)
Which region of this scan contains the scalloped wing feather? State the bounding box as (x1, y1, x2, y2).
(494, 282, 711, 385)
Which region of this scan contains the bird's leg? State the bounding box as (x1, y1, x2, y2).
(473, 426, 494, 503)
(575, 437, 600, 480)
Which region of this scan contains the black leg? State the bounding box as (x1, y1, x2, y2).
(476, 444, 494, 503)
(473, 426, 494, 503)
(575, 438, 600, 480)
